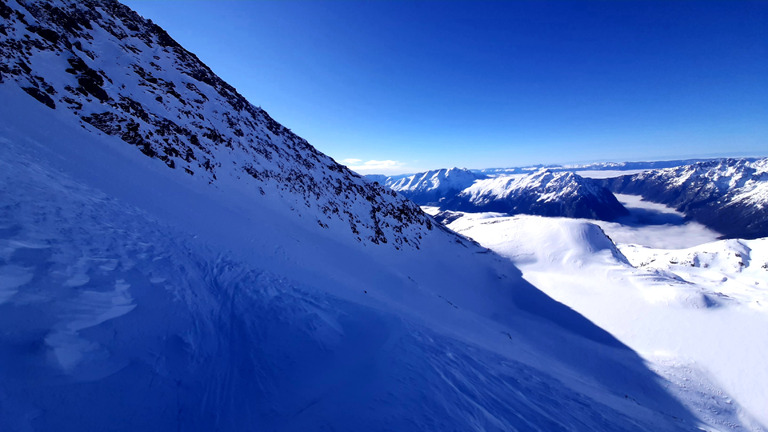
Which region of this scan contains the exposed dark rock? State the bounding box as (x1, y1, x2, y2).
(22, 86, 55, 109)
(1, 0, 433, 248)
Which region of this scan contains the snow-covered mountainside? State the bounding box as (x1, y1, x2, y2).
(0, 0, 433, 248)
(602, 158, 768, 239)
(0, 1, 730, 430)
(374, 168, 628, 221)
(442, 212, 768, 430)
(443, 169, 629, 221)
(373, 167, 483, 205)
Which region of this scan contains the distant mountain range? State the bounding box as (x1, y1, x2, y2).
(601, 158, 768, 239)
(472, 158, 761, 176)
(371, 168, 628, 221)
(370, 157, 768, 237)
(443, 169, 628, 220)
(378, 168, 483, 206)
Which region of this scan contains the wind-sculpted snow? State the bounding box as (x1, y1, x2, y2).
(621, 237, 768, 308)
(0, 0, 432, 248)
(603, 158, 768, 239)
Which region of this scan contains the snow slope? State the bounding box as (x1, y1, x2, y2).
(622, 238, 768, 308)
(444, 212, 768, 430)
(0, 0, 431, 248)
(0, 75, 706, 432)
(0, 0, 727, 430)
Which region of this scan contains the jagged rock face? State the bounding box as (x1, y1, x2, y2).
(442, 169, 629, 221)
(384, 168, 483, 206)
(602, 158, 768, 239)
(0, 0, 433, 248)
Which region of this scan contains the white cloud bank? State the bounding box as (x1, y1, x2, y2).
(341, 158, 406, 173)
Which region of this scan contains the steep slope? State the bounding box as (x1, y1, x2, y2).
(0, 0, 431, 248)
(602, 158, 768, 239)
(0, 0, 726, 430)
(377, 167, 483, 205)
(0, 75, 707, 432)
(444, 169, 629, 221)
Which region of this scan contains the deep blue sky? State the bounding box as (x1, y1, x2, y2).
(123, 1, 768, 174)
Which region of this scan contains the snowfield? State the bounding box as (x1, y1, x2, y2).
(442, 209, 768, 430)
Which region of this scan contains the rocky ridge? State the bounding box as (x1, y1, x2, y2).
(602, 158, 768, 238)
(0, 0, 433, 248)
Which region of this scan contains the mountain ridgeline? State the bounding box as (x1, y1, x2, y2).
(601, 158, 768, 239)
(384, 167, 483, 206)
(0, 0, 433, 248)
(374, 168, 629, 221)
(444, 169, 629, 220)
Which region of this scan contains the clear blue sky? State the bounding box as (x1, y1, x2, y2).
(123, 0, 767, 174)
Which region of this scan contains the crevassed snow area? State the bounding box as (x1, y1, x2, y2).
(446, 212, 768, 431)
(0, 87, 711, 430)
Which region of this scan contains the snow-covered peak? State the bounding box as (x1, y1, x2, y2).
(634, 158, 767, 195)
(450, 169, 628, 220)
(376, 167, 483, 205)
(461, 169, 600, 202)
(389, 167, 480, 192)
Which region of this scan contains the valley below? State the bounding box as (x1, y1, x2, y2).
(430, 194, 768, 430)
